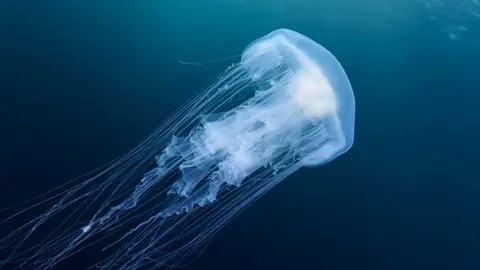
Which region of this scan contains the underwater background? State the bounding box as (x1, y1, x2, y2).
(0, 0, 479, 269)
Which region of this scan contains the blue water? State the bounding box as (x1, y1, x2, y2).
(1, 1, 479, 269)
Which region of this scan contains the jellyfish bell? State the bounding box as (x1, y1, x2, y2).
(0, 29, 355, 270)
(241, 28, 355, 166)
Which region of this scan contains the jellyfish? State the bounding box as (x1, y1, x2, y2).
(0, 28, 355, 270)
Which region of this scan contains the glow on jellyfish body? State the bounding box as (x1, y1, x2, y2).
(0, 29, 355, 270)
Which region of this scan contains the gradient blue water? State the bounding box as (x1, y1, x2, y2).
(1, 1, 479, 269)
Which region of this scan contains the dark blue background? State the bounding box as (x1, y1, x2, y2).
(1, 1, 479, 269)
